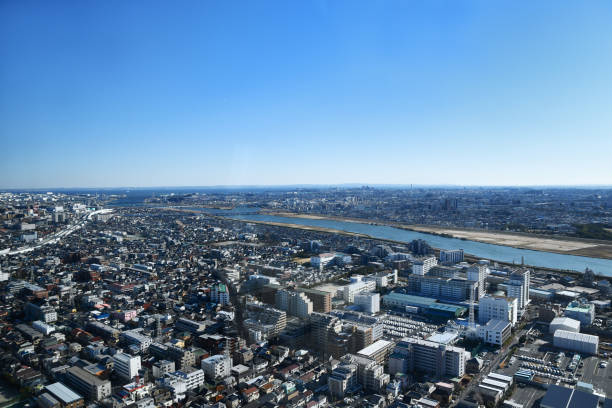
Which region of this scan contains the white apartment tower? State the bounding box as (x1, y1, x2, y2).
(467, 262, 488, 299)
(507, 269, 530, 310)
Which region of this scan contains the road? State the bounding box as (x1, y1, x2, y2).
(1, 208, 114, 256)
(453, 321, 534, 406)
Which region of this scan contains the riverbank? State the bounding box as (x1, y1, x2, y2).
(228, 217, 588, 278)
(262, 211, 612, 260)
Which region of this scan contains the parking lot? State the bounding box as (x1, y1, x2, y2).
(573, 355, 612, 396)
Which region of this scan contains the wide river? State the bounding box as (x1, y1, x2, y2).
(193, 207, 612, 277)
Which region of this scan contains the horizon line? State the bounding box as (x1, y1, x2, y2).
(2, 183, 612, 191)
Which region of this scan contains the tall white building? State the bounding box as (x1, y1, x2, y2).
(354, 293, 380, 314)
(507, 269, 530, 310)
(412, 257, 438, 276)
(201, 354, 232, 380)
(113, 353, 141, 380)
(467, 262, 488, 299)
(478, 296, 518, 326)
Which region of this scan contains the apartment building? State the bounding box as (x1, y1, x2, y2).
(389, 337, 469, 378)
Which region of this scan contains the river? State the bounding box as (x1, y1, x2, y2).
(191, 207, 612, 277)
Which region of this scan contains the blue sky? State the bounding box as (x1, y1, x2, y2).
(1, 0, 611, 188)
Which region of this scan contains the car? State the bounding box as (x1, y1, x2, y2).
(600, 362, 608, 368)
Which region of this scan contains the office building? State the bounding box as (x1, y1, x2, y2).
(478, 296, 518, 326)
(478, 319, 512, 346)
(113, 353, 141, 381)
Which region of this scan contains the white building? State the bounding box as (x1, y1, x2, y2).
(354, 292, 380, 314)
(478, 296, 518, 326)
(113, 353, 141, 380)
(507, 269, 530, 310)
(201, 354, 232, 380)
(412, 257, 438, 276)
(564, 302, 595, 325)
(275, 289, 313, 318)
(121, 330, 153, 352)
(32, 321, 55, 335)
(343, 280, 376, 303)
(478, 319, 512, 346)
(389, 337, 469, 378)
(467, 262, 488, 299)
(310, 253, 336, 269)
(549, 317, 580, 334)
(553, 330, 598, 355)
(167, 368, 204, 391)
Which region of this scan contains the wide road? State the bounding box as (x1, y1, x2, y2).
(1, 208, 113, 256)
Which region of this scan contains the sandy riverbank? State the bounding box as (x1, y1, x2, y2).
(262, 211, 612, 260)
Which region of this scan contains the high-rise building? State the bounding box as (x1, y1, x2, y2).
(439, 249, 464, 264)
(298, 288, 332, 313)
(507, 269, 530, 310)
(467, 262, 488, 299)
(478, 296, 518, 326)
(275, 289, 313, 318)
(412, 257, 438, 276)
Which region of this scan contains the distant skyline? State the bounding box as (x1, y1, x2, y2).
(2, 1, 612, 188)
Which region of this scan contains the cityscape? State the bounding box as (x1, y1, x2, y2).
(2, 2, 612, 408)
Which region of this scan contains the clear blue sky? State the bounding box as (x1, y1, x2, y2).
(1, 1, 611, 188)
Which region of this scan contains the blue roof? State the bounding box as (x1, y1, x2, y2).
(541, 384, 598, 408)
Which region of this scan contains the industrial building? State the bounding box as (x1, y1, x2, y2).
(553, 330, 599, 355)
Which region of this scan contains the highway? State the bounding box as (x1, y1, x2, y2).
(1, 208, 114, 256)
